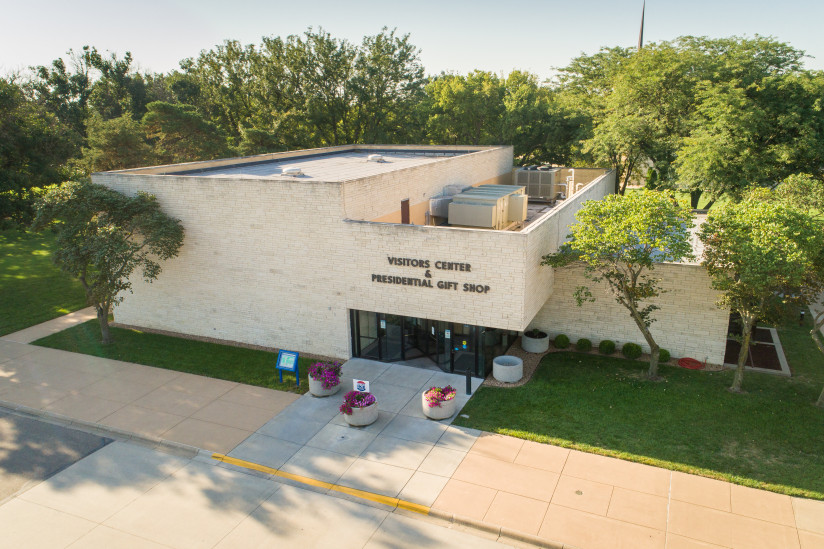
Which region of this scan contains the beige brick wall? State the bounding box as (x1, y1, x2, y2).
(529, 263, 729, 365)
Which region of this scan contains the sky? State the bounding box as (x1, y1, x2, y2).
(2, 0, 823, 79)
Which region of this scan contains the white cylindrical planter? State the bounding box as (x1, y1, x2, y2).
(493, 355, 524, 383)
(521, 332, 549, 353)
(344, 403, 379, 427)
(421, 393, 457, 420)
(308, 377, 341, 397)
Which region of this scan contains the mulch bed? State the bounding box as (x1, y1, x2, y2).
(724, 339, 782, 371)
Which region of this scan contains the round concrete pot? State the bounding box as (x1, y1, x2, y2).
(493, 355, 524, 383)
(521, 331, 549, 353)
(308, 377, 341, 397)
(343, 403, 378, 427)
(421, 392, 457, 421)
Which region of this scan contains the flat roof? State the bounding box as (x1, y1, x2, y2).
(173, 149, 469, 182)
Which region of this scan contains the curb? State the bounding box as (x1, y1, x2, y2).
(0, 399, 200, 458)
(429, 509, 576, 548)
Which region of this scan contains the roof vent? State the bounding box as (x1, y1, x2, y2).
(282, 167, 303, 176)
(367, 154, 385, 163)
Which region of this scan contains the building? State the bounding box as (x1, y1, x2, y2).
(94, 145, 729, 377)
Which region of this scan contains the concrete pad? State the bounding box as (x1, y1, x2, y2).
(81, 377, 159, 403)
(361, 435, 434, 470)
(337, 457, 415, 497)
(213, 483, 386, 549)
(163, 372, 237, 398)
(305, 423, 379, 457)
(69, 525, 172, 548)
(0, 380, 67, 408)
(453, 453, 559, 502)
(280, 445, 356, 484)
(551, 474, 613, 515)
(562, 450, 670, 498)
(671, 471, 731, 512)
(21, 442, 188, 523)
(228, 433, 302, 469)
(540, 503, 666, 549)
(731, 514, 800, 549)
(665, 534, 728, 549)
(470, 432, 524, 462)
(100, 405, 185, 439)
(799, 530, 824, 549)
(607, 487, 669, 531)
(484, 491, 549, 535)
(45, 393, 126, 423)
(132, 385, 221, 416)
(161, 418, 251, 454)
(370, 382, 419, 414)
(436, 425, 481, 452)
(668, 499, 734, 548)
(340, 358, 391, 381)
(278, 393, 343, 423)
(0, 340, 38, 360)
(104, 460, 278, 549)
(380, 414, 447, 445)
(418, 446, 467, 477)
(256, 416, 328, 445)
(1, 307, 96, 344)
(730, 483, 796, 526)
(432, 478, 497, 521)
(11, 365, 104, 392)
(793, 497, 824, 535)
(374, 363, 435, 389)
(364, 512, 514, 549)
(219, 384, 299, 413)
(0, 498, 96, 547)
(106, 366, 182, 389)
(398, 470, 449, 507)
(192, 398, 277, 432)
(514, 440, 570, 473)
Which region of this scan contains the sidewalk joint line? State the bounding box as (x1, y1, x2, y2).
(210, 453, 430, 515)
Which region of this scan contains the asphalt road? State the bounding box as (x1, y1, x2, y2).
(0, 410, 111, 502)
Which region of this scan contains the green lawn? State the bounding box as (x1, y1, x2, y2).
(0, 229, 88, 335)
(32, 320, 309, 394)
(455, 313, 824, 499)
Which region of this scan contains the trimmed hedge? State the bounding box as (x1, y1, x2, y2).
(576, 338, 592, 352)
(622, 342, 643, 360)
(598, 340, 616, 354)
(554, 334, 570, 349)
(658, 349, 671, 363)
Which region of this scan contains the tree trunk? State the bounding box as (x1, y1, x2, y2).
(731, 318, 754, 393)
(811, 310, 824, 407)
(690, 190, 702, 209)
(96, 305, 112, 345)
(627, 303, 661, 380)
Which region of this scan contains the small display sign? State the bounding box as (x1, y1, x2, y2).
(276, 350, 300, 386)
(431, 326, 435, 336)
(354, 379, 370, 392)
(445, 330, 451, 339)
(380, 319, 386, 329)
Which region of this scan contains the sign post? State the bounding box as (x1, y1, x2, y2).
(276, 350, 300, 386)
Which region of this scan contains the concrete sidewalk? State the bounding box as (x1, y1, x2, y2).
(1, 307, 97, 344)
(1, 337, 823, 548)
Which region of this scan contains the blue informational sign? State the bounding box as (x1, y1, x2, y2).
(276, 350, 300, 386)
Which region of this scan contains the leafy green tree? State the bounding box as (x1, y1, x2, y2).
(82, 114, 153, 172)
(426, 71, 504, 145)
(32, 180, 184, 344)
(543, 191, 694, 379)
(142, 101, 231, 163)
(775, 174, 824, 218)
(698, 191, 824, 393)
(29, 47, 94, 140)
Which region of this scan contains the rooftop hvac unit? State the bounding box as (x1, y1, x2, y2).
(282, 167, 303, 176)
(429, 197, 452, 218)
(515, 167, 560, 201)
(447, 184, 527, 230)
(367, 154, 385, 162)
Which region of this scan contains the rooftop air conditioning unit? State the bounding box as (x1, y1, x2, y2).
(282, 167, 303, 176)
(367, 154, 385, 163)
(514, 167, 560, 201)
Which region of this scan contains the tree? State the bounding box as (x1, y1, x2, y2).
(32, 180, 184, 344)
(543, 191, 694, 379)
(82, 114, 153, 172)
(698, 191, 824, 393)
(425, 71, 505, 145)
(775, 173, 824, 217)
(142, 101, 231, 163)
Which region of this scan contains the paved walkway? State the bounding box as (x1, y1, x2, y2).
(1, 335, 823, 548)
(1, 307, 97, 344)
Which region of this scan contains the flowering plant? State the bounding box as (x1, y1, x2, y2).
(339, 391, 376, 415)
(308, 361, 342, 389)
(424, 385, 456, 408)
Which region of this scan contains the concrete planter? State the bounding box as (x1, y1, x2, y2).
(493, 355, 524, 383)
(421, 392, 457, 421)
(344, 403, 378, 427)
(308, 377, 341, 397)
(521, 331, 549, 353)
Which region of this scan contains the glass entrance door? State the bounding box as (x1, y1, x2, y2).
(451, 323, 476, 374)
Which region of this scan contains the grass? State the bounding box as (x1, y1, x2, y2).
(0, 229, 88, 335)
(32, 320, 310, 394)
(454, 311, 824, 499)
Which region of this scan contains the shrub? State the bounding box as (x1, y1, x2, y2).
(524, 328, 547, 339)
(554, 334, 570, 349)
(622, 342, 643, 360)
(576, 338, 592, 352)
(598, 340, 616, 354)
(658, 349, 671, 363)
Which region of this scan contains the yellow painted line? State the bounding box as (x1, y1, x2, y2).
(211, 453, 430, 515)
